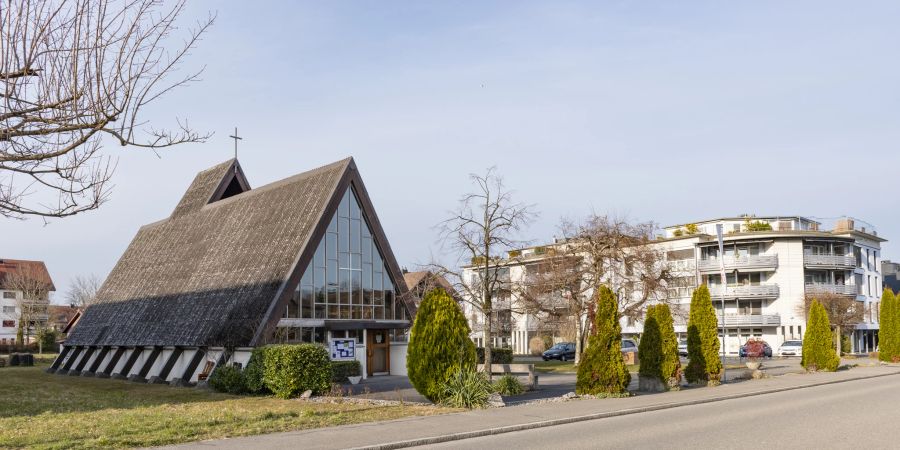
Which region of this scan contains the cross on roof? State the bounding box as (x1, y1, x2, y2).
(228, 127, 243, 159)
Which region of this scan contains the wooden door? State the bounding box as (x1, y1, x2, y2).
(366, 330, 390, 376)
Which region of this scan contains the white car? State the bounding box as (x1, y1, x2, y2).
(778, 340, 803, 357)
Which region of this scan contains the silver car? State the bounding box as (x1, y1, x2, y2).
(778, 340, 803, 357)
(678, 338, 688, 356)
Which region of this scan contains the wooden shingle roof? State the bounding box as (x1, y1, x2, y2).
(66, 157, 409, 347)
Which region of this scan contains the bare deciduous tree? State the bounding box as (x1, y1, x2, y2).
(65, 274, 102, 308)
(799, 292, 863, 354)
(434, 167, 536, 376)
(1, 0, 215, 219)
(5, 264, 52, 345)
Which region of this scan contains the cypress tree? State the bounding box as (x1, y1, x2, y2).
(407, 287, 477, 402)
(654, 303, 682, 388)
(684, 285, 722, 385)
(576, 285, 630, 395)
(638, 306, 663, 383)
(802, 299, 840, 372)
(878, 288, 896, 362)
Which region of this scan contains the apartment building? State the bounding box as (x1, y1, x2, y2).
(0, 259, 55, 345)
(461, 216, 885, 355)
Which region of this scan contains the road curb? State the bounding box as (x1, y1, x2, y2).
(352, 370, 900, 450)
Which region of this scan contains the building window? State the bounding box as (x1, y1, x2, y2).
(1, 320, 14, 328)
(2, 292, 14, 299)
(1, 306, 14, 314)
(282, 187, 407, 323)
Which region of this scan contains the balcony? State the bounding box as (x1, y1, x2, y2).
(698, 255, 778, 273)
(805, 283, 858, 296)
(804, 253, 856, 269)
(709, 284, 779, 299)
(718, 314, 782, 327)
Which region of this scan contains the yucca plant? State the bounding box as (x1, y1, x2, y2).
(493, 374, 525, 396)
(442, 370, 492, 409)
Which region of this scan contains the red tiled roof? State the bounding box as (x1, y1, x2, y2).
(0, 259, 56, 291)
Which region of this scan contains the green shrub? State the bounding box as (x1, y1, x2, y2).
(576, 285, 630, 395)
(802, 300, 840, 372)
(745, 220, 773, 231)
(654, 304, 682, 388)
(638, 309, 663, 383)
(476, 347, 513, 364)
(261, 344, 332, 399)
(879, 288, 898, 362)
(442, 370, 492, 408)
(840, 334, 852, 355)
(243, 347, 267, 394)
(208, 365, 246, 395)
(493, 374, 525, 396)
(331, 360, 362, 382)
(37, 329, 57, 351)
(407, 287, 477, 403)
(685, 285, 722, 385)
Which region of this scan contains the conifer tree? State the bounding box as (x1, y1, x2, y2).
(654, 303, 682, 388)
(638, 306, 663, 383)
(407, 287, 477, 402)
(802, 299, 840, 372)
(684, 285, 722, 385)
(878, 288, 897, 362)
(576, 285, 630, 395)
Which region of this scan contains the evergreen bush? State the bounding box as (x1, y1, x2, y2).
(802, 300, 840, 372)
(654, 304, 681, 388)
(243, 347, 267, 394)
(407, 287, 477, 403)
(576, 285, 630, 395)
(878, 289, 897, 362)
(840, 334, 852, 355)
(476, 347, 513, 364)
(261, 344, 332, 399)
(331, 360, 362, 382)
(208, 365, 247, 395)
(638, 307, 663, 383)
(684, 285, 722, 385)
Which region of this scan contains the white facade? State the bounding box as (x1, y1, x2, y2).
(462, 215, 885, 355)
(0, 289, 21, 345)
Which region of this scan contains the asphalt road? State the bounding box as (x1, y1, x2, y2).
(422, 373, 900, 449)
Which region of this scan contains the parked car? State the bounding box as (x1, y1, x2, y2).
(542, 342, 576, 361)
(778, 340, 803, 357)
(739, 340, 772, 358)
(621, 339, 638, 353)
(677, 338, 688, 356)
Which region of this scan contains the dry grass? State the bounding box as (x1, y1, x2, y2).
(0, 361, 447, 449)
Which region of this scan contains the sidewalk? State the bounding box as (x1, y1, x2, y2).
(163, 365, 900, 450)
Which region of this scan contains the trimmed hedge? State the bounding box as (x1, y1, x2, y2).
(261, 344, 332, 399)
(476, 347, 513, 364)
(208, 365, 246, 395)
(407, 287, 477, 403)
(879, 288, 898, 362)
(331, 360, 362, 383)
(685, 285, 722, 385)
(243, 347, 267, 394)
(802, 300, 840, 372)
(576, 285, 630, 395)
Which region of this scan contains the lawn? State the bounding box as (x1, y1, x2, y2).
(0, 359, 446, 449)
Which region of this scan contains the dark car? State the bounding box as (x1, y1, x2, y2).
(739, 340, 773, 358)
(543, 342, 576, 361)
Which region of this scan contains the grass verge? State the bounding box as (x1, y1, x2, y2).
(0, 362, 446, 449)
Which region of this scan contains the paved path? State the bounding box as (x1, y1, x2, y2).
(425, 366, 900, 449)
(164, 364, 899, 450)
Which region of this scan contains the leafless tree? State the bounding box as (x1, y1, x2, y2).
(434, 167, 536, 376)
(1, 0, 215, 219)
(65, 274, 102, 308)
(798, 292, 863, 354)
(5, 264, 52, 345)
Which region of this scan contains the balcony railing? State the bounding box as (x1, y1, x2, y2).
(805, 283, 858, 296)
(804, 254, 856, 268)
(709, 284, 780, 299)
(698, 255, 778, 272)
(717, 314, 782, 327)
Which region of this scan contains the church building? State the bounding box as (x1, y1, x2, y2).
(50, 157, 413, 384)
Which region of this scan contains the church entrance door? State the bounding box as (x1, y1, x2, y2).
(366, 330, 390, 376)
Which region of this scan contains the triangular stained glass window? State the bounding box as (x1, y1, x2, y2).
(283, 186, 406, 322)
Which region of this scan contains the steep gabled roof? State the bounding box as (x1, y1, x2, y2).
(0, 259, 55, 291)
(66, 157, 410, 347)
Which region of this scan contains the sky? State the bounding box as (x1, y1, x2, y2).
(4, 0, 900, 303)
